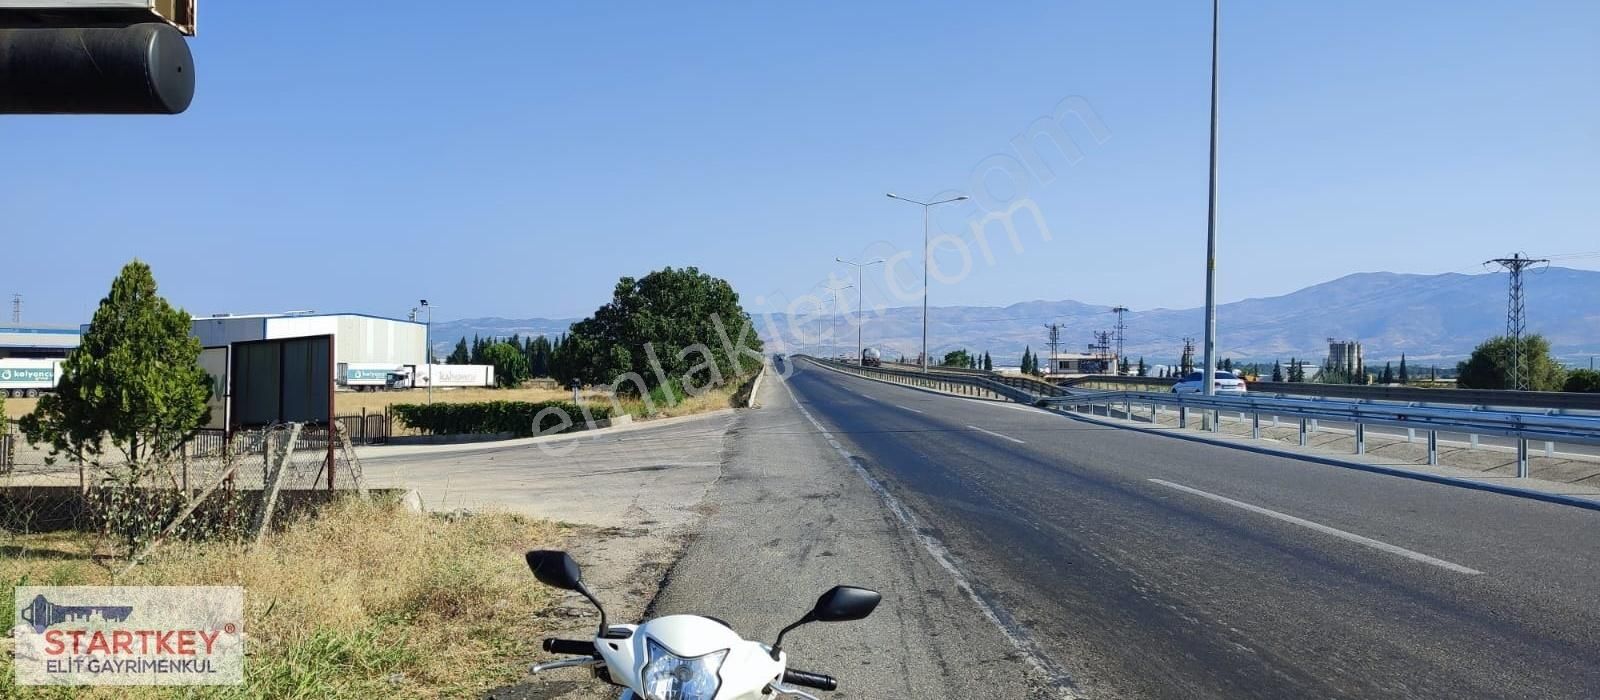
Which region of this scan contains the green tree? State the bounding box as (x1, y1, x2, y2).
(20, 261, 212, 472)
(1136, 357, 1148, 377)
(982, 351, 993, 371)
(1398, 354, 1409, 384)
(1456, 335, 1567, 391)
(1118, 357, 1131, 375)
(1287, 357, 1303, 382)
(1021, 347, 1033, 375)
(1271, 360, 1284, 382)
(942, 349, 973, 368)
(1563, 369, 1600, 393)
(447, 337, 470, 364)
(482, 342, 530, 388)
(1380, 362, 1394, 384)
(552, 267, 763, 396)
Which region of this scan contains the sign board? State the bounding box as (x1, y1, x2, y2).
(0, 367, 53, 384)
(344, 368, 393, 382)
(228, 335, 331, 429)
(198, 346, 228, 431)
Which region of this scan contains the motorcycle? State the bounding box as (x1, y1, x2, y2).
(524, 550, 881, 700)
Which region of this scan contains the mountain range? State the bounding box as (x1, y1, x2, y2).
(431, 268, 1600, 368)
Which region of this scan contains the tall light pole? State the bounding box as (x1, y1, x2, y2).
(886, 193, 968, 372)
(824, 283, 853, 358)
(419, 299, 432, 405)
(836, 257, 884, 363)
(1201, 0, 1221, 400)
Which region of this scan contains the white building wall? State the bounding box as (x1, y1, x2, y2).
(191, 317, 269, 348)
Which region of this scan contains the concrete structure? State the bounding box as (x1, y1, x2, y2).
(190, 312, 426, 388)
(0, 324, 80, 359)
(1328, 339, 1364, 377)
(1045, 352, 1117, 376)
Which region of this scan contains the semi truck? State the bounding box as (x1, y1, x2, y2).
(861, 347, 882, 367)
(339, 363, 496, 391)
(0, 359, 64, 398)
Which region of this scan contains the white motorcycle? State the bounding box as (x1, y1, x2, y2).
(525, 550, 881, 700)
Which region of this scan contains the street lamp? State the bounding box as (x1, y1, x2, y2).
(1201, 0, 1221, 402)
(836, 256, 885, 364)
(419, 299, 432, 405)
(886, 192, 968, 372)
(823, 283, 853, 359)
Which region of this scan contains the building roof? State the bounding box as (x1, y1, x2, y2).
(193, 311, 424, 326)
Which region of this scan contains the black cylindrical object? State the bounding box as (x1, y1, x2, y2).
(0, 23, 194, 114)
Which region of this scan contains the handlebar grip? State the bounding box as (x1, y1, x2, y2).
(782, 669, 838, 691)
(542, 638, 598, 656)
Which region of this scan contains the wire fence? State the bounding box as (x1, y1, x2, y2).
(1, 420, 365, 545)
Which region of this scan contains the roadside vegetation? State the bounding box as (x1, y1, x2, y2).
(1, 498, 562, 698)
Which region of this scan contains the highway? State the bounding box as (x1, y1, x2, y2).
(779, 357, 1600, 698)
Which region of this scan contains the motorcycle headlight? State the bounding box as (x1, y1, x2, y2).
(640, 638, 727, 700)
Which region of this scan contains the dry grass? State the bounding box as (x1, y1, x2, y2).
(333, 384, 607, 417)
(0, 499, 565, 698)
(3, 396, 37, 421)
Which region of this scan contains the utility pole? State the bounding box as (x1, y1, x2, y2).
(1092, 330, 1113, 374)
(1485, 253, 1547, 390)
(1181, 337, 1197, 375)
(1045, 323, 1062, 374)
(9, 293, 20, 323)
(419, 300, 432, 404)
(1111, 306, 1129, 374)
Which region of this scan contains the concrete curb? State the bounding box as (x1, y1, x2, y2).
(1056, 408, 1600, 513)
(746, 362, 768, 408)
(357, 408, 736, 460)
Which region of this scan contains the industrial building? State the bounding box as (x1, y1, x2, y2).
(1045, 352, 1117, 376)
(0, 324, 81, 359)
(190, 312, 427, 388)
(1327, 339, 1364, 377)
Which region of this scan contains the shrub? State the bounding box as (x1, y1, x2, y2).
(391, 400, 611, 436)
(1564, 369, 1600, 393)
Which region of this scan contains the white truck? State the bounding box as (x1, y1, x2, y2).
(0, 358, 64, 398)
(341, 363, 411, 392)
(410, 363, 495, 389)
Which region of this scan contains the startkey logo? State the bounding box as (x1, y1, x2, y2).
(11, 586, 244, 686)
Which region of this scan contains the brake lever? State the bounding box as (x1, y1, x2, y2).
(768, 681, 821, 700)
(530, 657, 600, 674)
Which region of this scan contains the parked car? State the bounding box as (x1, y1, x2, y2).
(1171, 371, 1248, 395)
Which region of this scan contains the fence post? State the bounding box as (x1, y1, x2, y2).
(1406, 427, 1415, 443)
(1516, 439, 1529, 478)
(1251, 412, 1260, 440)
(1179, 406, 1188, 429)
(1299, 418, 1308, 446)
(1355, 423, 1365, 455)
(1427, 430, 1438, 465)
(1545, 441, 1554, 458)
(1470, 434, 1479, 449)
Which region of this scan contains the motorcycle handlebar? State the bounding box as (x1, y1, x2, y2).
(542, 638, 598, 656)
(782, 669, 838, 691)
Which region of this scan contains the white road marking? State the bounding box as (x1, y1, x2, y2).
(778, 374, 1081, 697)
(1147, 479, 1483, 576)
(966, 425, 1026, 444)
(896, 404, 925, 414)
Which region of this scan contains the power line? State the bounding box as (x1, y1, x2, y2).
(1485, 253, 1547, 390)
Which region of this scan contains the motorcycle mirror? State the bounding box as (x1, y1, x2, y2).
(770, 585, 882, 660)
(525, 550, 584, 591)
(810, 586, 881, 622)
(524, 550, 620, 639)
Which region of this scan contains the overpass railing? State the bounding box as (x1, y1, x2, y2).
(1056, 375, 1600, 412)
(802, 357, 1055, 403)
(1042, 389, 1600, 478)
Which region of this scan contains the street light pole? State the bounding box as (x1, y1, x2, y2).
(836, 257, 884, 363)
(420, 299, 432, 405)
(1201, 0, 1221, 400)
(824, 283, 852, 358)
(887, 193, 968, 372)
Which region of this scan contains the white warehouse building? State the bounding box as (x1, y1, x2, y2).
(190, 312, 427, 388)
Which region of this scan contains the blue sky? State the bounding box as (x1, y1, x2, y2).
(4, 1, 1596, 324)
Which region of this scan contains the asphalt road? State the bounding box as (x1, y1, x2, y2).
(780, 357, 1600, 698)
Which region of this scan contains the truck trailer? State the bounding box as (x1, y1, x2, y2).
(0, 358, 64, 398)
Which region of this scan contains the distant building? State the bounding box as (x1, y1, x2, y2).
(1045, 352, 1116, 376)
(1327, 339, 1363, 377)
(189, 312, 427, 388)
(0, 324, 80, 360)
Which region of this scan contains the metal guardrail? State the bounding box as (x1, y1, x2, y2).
(1057, 374, 1600, 412)
(802, 357, 1047, 404)
(1043, 389, 1600, 477)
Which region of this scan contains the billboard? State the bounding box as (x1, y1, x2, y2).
(228, 335, 332, 429)
(199, 346, 229, 431)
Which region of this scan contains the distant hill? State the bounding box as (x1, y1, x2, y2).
(431, 268, 1600, 368)
(757, 268, 1600, 367)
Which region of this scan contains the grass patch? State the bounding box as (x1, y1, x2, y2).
(1, 499, 563, 698)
